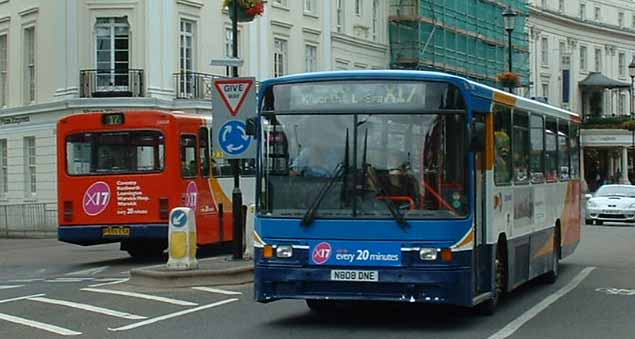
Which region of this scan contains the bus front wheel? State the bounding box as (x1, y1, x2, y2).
(305, 299, 336, 313)
(477, 244, 507, 316)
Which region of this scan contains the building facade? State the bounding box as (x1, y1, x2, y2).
(527, 0, 635, 190)
(0, 0, 389, 232)
(388, 0, 530, 88)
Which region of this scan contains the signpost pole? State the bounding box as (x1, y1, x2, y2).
(231, 0, 243, 260)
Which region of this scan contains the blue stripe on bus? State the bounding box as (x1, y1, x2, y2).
(58, 224, 167, 246)
(256, 218, 473, 242)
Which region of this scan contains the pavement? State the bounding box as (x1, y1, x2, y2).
(129, 255, 254, 288)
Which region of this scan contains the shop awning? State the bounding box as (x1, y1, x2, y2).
(579, 72, 631, 89)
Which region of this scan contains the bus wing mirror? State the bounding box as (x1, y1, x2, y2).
(245, 118, 257, 136)
(469, 121, 486, 152)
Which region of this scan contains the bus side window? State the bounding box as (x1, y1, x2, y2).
(494, 105, 512, 185)
(529, 113, 545, 183)
(545, 119, 558, 182)
(512, 110, 530, 184)
(181, 135, 198, 178)
(199, 127, 210, 177)
(569, 124, 580, 179)
(558, 119, 570, 181)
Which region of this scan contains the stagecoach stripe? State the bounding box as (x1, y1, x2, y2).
(487, 266, 596, 339)
(292, 245, 309, 249)
(108, 298, 238, 332)
(451, 228, 474, 251)
(400, 247, 420, 252)
(81, 288, 198, 306)
(253, 231, 265, 246)
(27, 297, 146, 320)
(0, 312, 82, 336)
(494, 91, 517, 107)
(192, 287, 242, 295)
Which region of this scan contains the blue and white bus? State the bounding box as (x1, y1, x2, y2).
(251, 71, 581, 314)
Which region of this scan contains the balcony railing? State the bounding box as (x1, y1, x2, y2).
(80, 69, 144, 98)
(174, 71, 224, 100)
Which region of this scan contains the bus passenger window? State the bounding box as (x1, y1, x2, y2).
(199, 127, 210, 177)
(512, 111, 530, 184)
(569, 124, 580, 179)
(545, 119, 558, 182)
(494, 105, 512, 185)
(558, 120, 570, 181)
(529, 114, 545, 183)
(181, 135, 198, 178)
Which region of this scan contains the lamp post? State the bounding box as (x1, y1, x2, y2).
(628, 57, 635, 182)
(502, 5, 517, 93)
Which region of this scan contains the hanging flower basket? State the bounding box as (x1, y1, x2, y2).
(224, 0, 265, 22)
(496, 71, 521, 88)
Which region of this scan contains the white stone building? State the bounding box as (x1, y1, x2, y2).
(527, 0, 635, 190)
(0, 0, 389, 232)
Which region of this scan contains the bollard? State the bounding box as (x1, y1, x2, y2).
(167, 207, 198, 270)
(243, 204, 256, 259)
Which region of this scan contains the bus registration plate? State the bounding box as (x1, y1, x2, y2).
(102, 226, 131, 237)
(330, 270, 378, 282)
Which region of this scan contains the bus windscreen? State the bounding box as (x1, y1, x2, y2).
(66, 131, 165, 175)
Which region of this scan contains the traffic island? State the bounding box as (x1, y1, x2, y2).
(129, 255, 253, 288)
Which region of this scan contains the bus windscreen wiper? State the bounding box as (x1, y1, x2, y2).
(360, 128, 408, 228)
(302, 130, 350, 227)
(301, 163, 345, 226)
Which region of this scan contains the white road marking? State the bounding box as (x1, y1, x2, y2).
(0, 285, 23, 290)
(27, 296, 146, 320)
(0, 294, 46, 304)
(0, 312, 82, 336)
(81, 288, 198, 306)
(108, 298, 239, 332)
(487, 266, 596, 339)
(88, 278, 129, 288)
(46, 278, 93, 283)
(65, 266, 109, 276)
(7, 279, 44, 283)
(192, 287, 242, 295)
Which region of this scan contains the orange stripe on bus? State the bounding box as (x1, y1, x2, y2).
(486, 113, 495, 170)
(494, 92, 517, 107)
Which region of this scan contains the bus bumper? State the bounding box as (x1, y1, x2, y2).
(254, 265, 473, 307)
(58, 224, 168, 246)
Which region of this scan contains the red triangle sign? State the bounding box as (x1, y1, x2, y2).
(214, 79, 254, 116)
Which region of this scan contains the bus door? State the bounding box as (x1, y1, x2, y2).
(473, 112, 490, 294)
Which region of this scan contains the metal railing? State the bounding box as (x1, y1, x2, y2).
(173, 71, 223, 100)
(80, 69, 144, 98)
(0, 202, 57, 237)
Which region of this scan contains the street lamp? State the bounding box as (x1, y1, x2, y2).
(628, 57, 635, 179)
(629, 57, 635, 116)
(502, 5, 518, 93)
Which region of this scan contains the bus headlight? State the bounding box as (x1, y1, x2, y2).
(419, 248, 437, 261)
(276, 245, 293, 258)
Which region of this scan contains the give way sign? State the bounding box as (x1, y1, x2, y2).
(211, 77, 257, 159)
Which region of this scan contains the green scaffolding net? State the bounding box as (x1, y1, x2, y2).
(389, 0, 529, 88)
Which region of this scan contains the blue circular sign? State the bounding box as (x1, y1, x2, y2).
(218, 120, 252, 156)
(171, 210, 187, 228)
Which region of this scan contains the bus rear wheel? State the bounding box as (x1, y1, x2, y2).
(122, 240, 166, 258)
(543, 231, 560, 284)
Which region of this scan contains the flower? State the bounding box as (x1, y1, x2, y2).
(496, 71, 521, 88)
(223, 0, 265, 17)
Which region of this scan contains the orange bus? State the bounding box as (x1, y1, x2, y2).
(57, 110, 252, 257)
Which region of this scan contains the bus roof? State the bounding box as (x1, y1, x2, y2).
(59, 110, 212, 124)
(260, 70, 580, 123)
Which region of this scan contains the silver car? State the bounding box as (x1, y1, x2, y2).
(585, 185, 635, 225)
